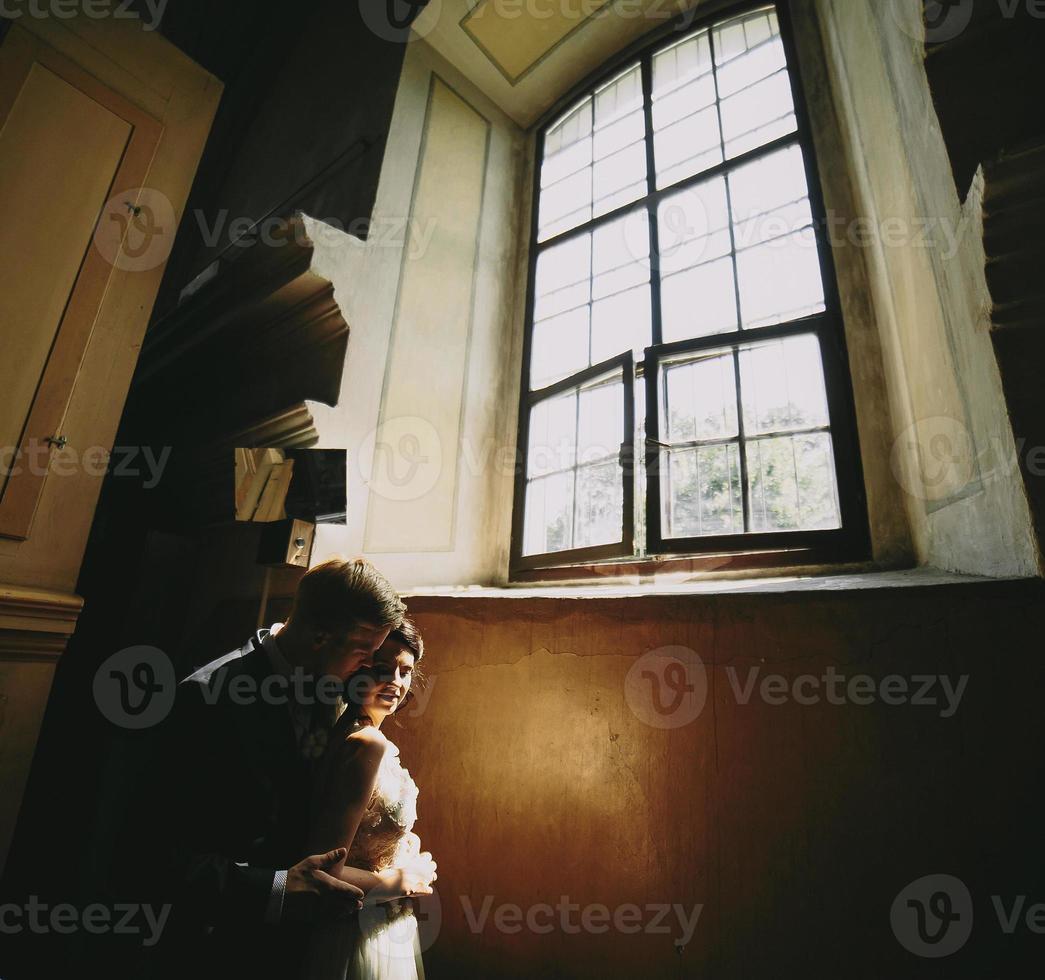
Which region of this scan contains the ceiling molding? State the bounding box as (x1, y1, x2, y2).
(415, 0, 707, 127)
(460, 0, 614, 86)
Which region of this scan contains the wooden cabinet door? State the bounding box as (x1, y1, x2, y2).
(0, 28, 162, 540)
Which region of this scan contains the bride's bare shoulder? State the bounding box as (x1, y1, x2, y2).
(340, 723, 389, 757)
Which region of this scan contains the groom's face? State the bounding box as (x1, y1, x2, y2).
(313, 620, 391, 681)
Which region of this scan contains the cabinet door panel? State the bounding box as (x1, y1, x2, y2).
(0, 63, 131, 479)
(0, 32, 162, 539)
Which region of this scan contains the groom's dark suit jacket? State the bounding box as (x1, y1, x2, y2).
(128, 632, 313, 980)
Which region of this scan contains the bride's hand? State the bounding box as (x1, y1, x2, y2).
(400, 849, 437, 887)
(367, 856, 437, 905)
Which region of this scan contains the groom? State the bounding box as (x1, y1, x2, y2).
(133, 558, 407, 980)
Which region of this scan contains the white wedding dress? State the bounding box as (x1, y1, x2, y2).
(303, 723, 427, 980)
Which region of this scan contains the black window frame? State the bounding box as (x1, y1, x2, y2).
(511, 0, 870, 575)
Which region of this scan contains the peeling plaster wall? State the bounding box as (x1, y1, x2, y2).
(811, 0, 1038, 576)
(304, 40, 529, 590)
(395, 579, 1044, 977)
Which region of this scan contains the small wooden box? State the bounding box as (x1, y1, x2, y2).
(257, 518, 315, 568)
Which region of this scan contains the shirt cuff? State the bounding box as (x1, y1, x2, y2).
(265, 869, 288, 924)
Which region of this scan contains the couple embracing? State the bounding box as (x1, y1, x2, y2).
(137, 559, 436, 980)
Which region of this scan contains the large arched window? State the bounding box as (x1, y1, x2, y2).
(511, 1, 868, 574)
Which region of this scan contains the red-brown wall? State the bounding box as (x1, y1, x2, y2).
(396, 579, 1044, 978)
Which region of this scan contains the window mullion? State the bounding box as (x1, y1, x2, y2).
(571, 390, 581, 551)
(640, 53, 662, 349)
(708, 25, 752, 535)
(731, 348, 751, 533)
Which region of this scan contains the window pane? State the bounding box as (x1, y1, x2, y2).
(658, 178, 737, 341)
(593, 142, 647, 217)
(578, 381, 624, 466)
(729, 144, 813, 250)
(539, 98, 593, 241)
(523, 470, 575, 555)
(663, 443, 743, 538)
(534, 233, 591, 322)
(530, 307, 588, 390)
(739, 334, 830, 436)
(527, 393, 576, 478)
(653, 26, 714, 95)
(523, 368, 627, 557)
(593, 210, 649, 299)
(713, 8, 796, 158)
(714, 9, 787, 98)
(662, 256, 738, 341)
(747, 432, 840, 531)
(658, 178, 732, 275)
(652, 29, 722, 188)
(591, 210, 651, 360)
(736, 226, 824, 328)
(593, 65, 646, 217)
(592, 285, 650, 365)
(575, 460, 624, 548)
(664, 352, 738, 444)
(533, 214, 652, 388)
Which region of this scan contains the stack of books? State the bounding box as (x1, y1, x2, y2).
(234, 448, 296, 522)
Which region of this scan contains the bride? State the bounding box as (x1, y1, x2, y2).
(302, 618, 437, 980)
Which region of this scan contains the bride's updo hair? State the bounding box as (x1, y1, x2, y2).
(388, 616, 423, 664)
(387, 617, 425, 722)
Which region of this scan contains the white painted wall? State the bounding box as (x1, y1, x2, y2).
(812, 0, 1038, 576)
(304, 39, 529, 589)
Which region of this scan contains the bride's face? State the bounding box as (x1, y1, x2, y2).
(358, 639, 416, 723)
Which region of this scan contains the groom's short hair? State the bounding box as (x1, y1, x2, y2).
(290, 557, 405, 634)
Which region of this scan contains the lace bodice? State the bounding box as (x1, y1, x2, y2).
(343, 724, 421, 874)
(304, 721, 427, 979)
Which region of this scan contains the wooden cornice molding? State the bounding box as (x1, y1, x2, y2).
(213, 403, 319, 452)
(126, 213, 349, 450)
(134, 214, 345, 387)
(0, 583, 83, 661)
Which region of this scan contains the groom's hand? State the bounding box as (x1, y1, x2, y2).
(283, 847, 365, 922)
